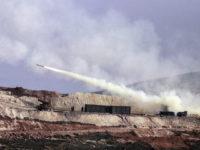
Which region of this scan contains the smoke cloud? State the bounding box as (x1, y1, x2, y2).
(0, 1, 199, 114)
(0, 0, 199, 83)
(0, 37, 28, 64)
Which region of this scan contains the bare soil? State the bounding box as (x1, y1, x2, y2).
(0, 117, 199, 150)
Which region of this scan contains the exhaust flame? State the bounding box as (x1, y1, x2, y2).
(43, 65, 200, 115)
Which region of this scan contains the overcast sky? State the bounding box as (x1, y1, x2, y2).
(0, 0, 200, 93)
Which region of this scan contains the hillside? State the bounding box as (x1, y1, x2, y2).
(128, 72, 200, 95)
(0, 86, 199, 149)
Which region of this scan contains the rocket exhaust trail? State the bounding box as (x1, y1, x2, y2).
(42, 65, 150, 101)
(37, 65, 200, 115)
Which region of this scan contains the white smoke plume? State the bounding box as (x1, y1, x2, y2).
(0, 0, 199, 83)
(44, 65, 200, 115)
(0, 1, 199, 114)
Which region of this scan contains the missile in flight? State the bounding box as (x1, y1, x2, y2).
(36, 64, 44, 68)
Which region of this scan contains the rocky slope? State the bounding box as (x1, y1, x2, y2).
(0, 86, 200, 149)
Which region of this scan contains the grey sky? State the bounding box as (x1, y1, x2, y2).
(0, 0, 200, 93)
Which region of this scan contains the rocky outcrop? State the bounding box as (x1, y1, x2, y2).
(0, 86, 61, 103)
